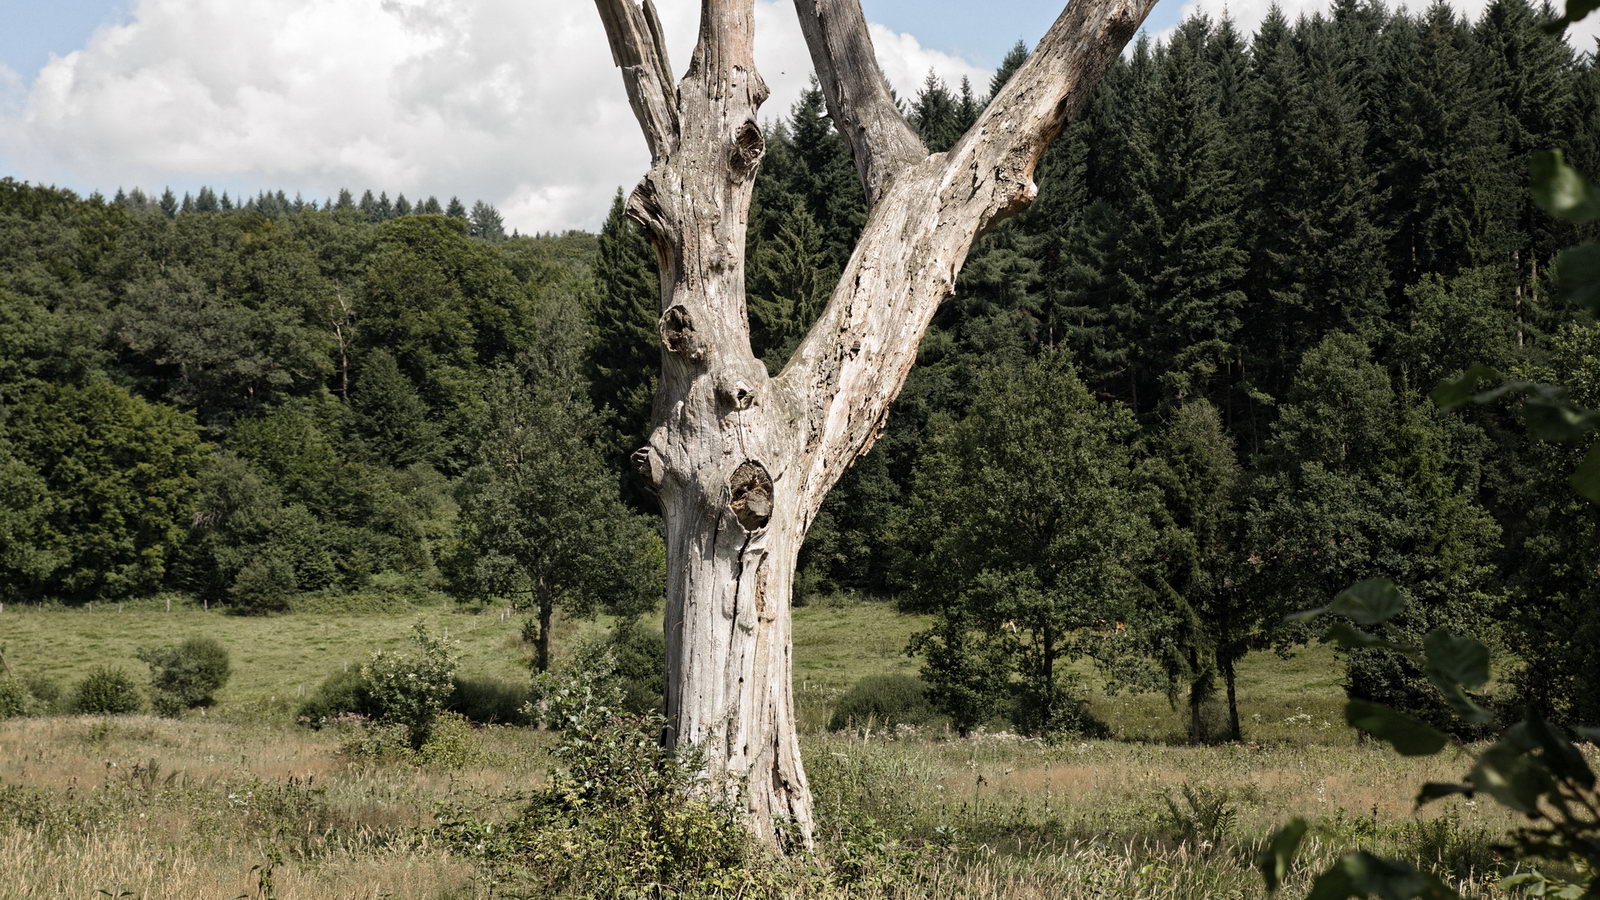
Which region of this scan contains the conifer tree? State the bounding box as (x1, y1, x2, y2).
(589, 190, 660, 498)
(1111, 18, 1247, 411)
(445, 196, 467, 219)
(989, 41, 1030, 98)
(469, 201, 507, 242)
(159, 188, 178, 218)
(1374, 2, 1516, 286)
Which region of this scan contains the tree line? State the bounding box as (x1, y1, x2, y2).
(2, 0, 1597, 733)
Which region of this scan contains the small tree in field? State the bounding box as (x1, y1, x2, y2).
(450, 293, 662, 671)
(898, 354, 1156, 736)
(595, 0, 1156, 841)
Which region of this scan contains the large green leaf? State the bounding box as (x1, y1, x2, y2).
(1257, 818, 1308, 893)
(1431, 365, 1505, 410)
(1572, 443, 1600, 505)
(1522, 387, 1600, 442)
(1326, 621, 1416, 654)
(1346, 700, 1449, 757)
(1328, 579, 1405, 625)
(1468, 737, 1555, 816)
(1306, 851, 1459, 900)
(1422, 630, 1489, 690)
(1531, 150, 1600, 223)
(1547, 0, 1600, 30)
(1554, 242, 1600, 314)
(1416, 782, 1473, 806)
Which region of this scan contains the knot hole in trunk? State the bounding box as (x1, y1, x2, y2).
(660, 305, 699, 359)
(729, 120, 765, 179)
(728, 460, 773, 532)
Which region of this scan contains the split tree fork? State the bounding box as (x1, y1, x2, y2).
(593, 0, 1159, 847)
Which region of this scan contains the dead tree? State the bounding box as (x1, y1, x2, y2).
(594, 0, 1158, 846)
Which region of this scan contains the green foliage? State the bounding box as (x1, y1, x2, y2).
(71, 667, 144, 715)
(448, 302, 663, 669)
(0, 677, 43, 719)
(828, 674, 941, 732)
(135, 636, 231, 717)
(899, 353, 1156, 736)
(442, 648, 762, 898)
(360, 624, 459, 749)
(0, 380, 206, 602)
(295, 668, 374, 726)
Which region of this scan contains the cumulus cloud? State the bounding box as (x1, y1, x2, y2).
(0, 0, 990, 233)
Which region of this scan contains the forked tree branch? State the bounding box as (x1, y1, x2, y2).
(778, 0, 1157, 501)
(596, 0, 680, 162)
(791, 0, 927, 205)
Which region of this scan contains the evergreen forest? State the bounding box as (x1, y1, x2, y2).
(4, 0, 1599, 742)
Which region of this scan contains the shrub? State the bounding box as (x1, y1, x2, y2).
(136, 636, 231, 716)
(0, 677, 41, 718)
(23, 675, 63, 712)
(362, 623, 458, 748)
(449, 675, 532, 725)
(72, 667, 144, 715)
(605, 616, 665, 715)
(828, 674, 941, 732)
(229, 550, 297, 614)
(296, 668, 374, 726)
(442, 650, 762, 896)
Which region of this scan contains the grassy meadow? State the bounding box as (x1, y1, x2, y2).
(0, 597, 1561, 898)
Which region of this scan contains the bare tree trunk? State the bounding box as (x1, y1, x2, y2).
(535, 592, 554, 674)
(595, 0, 1156, 847)
(1222, 653, 1241, 742)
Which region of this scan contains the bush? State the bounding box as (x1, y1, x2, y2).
(0, 677, 41, 718)
(606, 616, 665, 715)
(828, 674, 941, 732)
(449, 675, 532, 725)
(23, 675, 63, 712)
(72, 667, 144, 715)
(229, 551, 297, 614)
(441, 650, 762, 897)
(296, 668, 374, 726)
(362, 624, 458, 748)
(136, 637, 231, 716)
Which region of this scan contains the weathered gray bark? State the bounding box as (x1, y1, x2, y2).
(595, 0, 1157, 847)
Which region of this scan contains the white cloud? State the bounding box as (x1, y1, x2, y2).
(0, 0, 992, 233)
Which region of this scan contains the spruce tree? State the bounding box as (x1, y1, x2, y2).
(590, 190, 661, 501)
(469, 201, 507, 242)
(1111, 17, 1247, 412)
(445, 196, 467, 219)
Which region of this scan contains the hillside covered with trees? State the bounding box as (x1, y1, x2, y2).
(2, 0, 1598, 738)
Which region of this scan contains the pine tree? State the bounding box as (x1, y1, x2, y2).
(1111, 17, 1247, 412)
(590, 190, 661, 503)
(334, 189, 356, 212)
(422, 196, 443, 215)
(469, 201, 507, 242)
(195, 186, 219, 213)
(785, 80, 865, 265)
(376, 191, 394, 221)
(394, 193, 413, 217)
(159, 188, 178, 218)
(1374, 2, 1517, 286)
(352, 349, 439, 467)
(989, 40, 1030, 98)
(359, 189, 379, 222)
(445, 196, 467, 219)
(910, 71, 962, 152)
(747, 199, 831, 367)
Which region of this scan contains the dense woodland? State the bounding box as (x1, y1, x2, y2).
(2, 0, 1598, 738)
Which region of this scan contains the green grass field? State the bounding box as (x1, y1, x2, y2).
(2, 597, 1538, 899)
(0, 597, 1343, 740)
